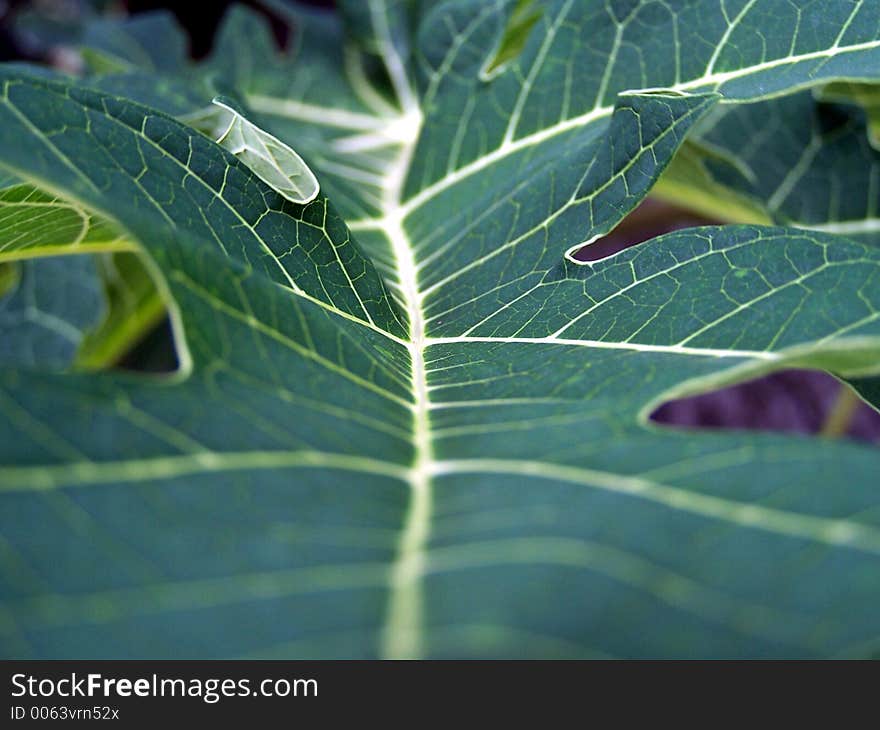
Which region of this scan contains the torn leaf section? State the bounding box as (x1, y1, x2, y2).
(77, 253, 169, 370)
(651, 369, 880, 443)
(653, 140, 772, 226)
(571, 199, 719, 263)
(183, 96, 320, 204)
(817, 82, 880, 150)
(480, 0, 543, 80)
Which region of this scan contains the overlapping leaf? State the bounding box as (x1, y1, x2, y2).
(656, 93, 880, 242)
(2, 1, 880, 659)
(0, 183, 166, 367)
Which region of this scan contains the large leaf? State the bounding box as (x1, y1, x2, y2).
(2, 1, 880, 659)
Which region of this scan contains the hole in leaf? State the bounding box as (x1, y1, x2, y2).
(573, 198, 717, 262)
(651, 370, 880, 444)
(79, 252, 178, 374)
(114, 315, 179, 373)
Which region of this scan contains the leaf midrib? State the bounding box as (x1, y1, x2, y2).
(374, 120, 433, 661)
(336, 19, 880, 658)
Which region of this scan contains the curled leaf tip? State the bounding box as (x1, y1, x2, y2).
(183, 97, 320, 205)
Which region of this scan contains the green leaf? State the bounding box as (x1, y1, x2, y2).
(647, 88, 880, 411)
(0, 263, 16, 297)
(81, 11, 189, 74)
(0, 257, 106, 368)
(75, 253, 167, 370)
(655, 91, 880, 244)
(78, 10, 211, 116)
(2, 1, 880, 660)
(480, 0, 544, 80)
(0, 184, 133, 263)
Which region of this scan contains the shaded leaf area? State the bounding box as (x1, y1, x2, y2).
(2, 1, 880, 661)
(76, 253, 168, 370)
(115, 315, 178, 373)
(657, 92, 880, 244)
(653, 369, 880, 443)
(819, 81, 880, 150)
(0, 256, 105, 368)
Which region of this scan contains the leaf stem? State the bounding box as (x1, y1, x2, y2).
(820, 385, 862, 439)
